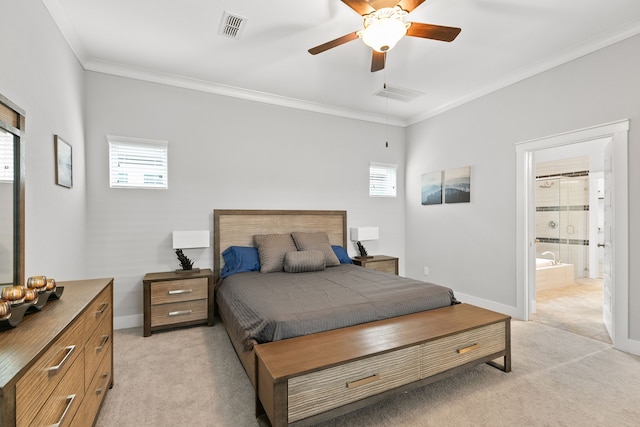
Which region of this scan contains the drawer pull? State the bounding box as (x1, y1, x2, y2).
(96, 334, 110, 353)
(168, 289, 193, 295)
(457, 343, 481, 354)
(168, 309, 193, 317)
(96, 372, 110, 396)
(96, 302, 109, 318)
(48, 345, 76, 375)
(346, 374, 380, 389)
(48, 394, 76, 427)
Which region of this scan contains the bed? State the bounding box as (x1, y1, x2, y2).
(213, 209, 511, 427)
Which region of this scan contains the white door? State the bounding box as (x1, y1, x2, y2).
(602, 141, 614, 339)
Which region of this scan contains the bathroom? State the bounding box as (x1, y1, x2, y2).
(535, 154, 603, 289)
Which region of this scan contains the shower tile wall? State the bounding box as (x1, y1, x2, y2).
(536, 173, 590, 278)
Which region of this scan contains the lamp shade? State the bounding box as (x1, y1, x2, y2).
(172, 230, 210, 249)
(350, 227, 379, 242)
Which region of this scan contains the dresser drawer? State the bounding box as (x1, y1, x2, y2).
(84, 285, 112, 338)
(28, 349, 85, 427)
(16, 316, 85, 426)
(288, 346, 420, 423)
(73, 344, 112, 427)
(150, 278, 208, 305)
(366, 260, 397, 274)
(84, 308, 112, 391)
(150, 299, 208, 327)
(421, 322, 506, 378)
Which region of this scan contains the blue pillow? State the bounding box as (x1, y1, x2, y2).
(331, 245, 353, 264)
(221, 246, 261, 278)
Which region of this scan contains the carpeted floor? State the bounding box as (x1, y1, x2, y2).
(96, 315, 640, 427)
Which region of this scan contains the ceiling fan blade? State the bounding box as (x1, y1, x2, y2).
(406, 22, 461, 42)
(396, 0, 427, 13)
(341, 0, 375, 16)
(371, 51, 386, 72)
(368, 0, 402, 10)
(308, 32, 359, 55)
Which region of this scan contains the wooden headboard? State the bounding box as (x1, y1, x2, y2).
(213, 209, 347, 281)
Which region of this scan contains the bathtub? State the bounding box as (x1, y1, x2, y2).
(536, 258, 575, 290)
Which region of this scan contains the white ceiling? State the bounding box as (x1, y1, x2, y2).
(44, 0, 640, 126)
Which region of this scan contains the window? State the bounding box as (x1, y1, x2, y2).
(0, 129, 13, 183)
(369, 162, 397, 197)
(108, 135, 168, 189)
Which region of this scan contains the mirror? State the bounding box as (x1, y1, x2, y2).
(0, 94, 25, 286)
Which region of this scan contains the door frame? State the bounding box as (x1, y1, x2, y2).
(515, 119, 634, 352)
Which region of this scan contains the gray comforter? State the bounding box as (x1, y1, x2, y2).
(216, 264, 457, 351)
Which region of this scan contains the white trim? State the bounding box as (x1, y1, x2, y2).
(515, 119, 637, 356)
(84, 59, 407, 127)
(114, 313, 143, 330)
(453, 291, 520, 319)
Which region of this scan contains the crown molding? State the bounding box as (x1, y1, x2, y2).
(83, 59, 408, 127)
(406, 17, 640, 126)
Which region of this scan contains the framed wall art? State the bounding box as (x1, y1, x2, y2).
(54, 135, 72, 188)
(421, 170, 443, 205)
(444, 166, 470, 203)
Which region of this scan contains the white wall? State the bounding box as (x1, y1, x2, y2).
(0, 0, 87, 282)
(405, 34, 640, 340)
(83, 72, 406, 326)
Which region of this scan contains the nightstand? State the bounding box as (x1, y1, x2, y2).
(352, 255, 399, 275)
(143, 269, 214, 336)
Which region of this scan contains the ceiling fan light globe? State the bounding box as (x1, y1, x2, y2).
(359, 19, 408, 53)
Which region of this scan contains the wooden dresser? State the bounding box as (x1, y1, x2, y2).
(0, 278, 114, 427)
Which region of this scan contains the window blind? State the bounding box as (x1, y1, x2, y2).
(0, 129, 13, 183)
(369, 162, 397, 197)
(108, 135, 168, 189)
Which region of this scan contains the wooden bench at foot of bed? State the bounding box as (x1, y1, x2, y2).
(254, 303, 511, 427)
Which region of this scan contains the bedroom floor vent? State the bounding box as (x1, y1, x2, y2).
(218, 11, 247, 39)
(374, 85, 424, 102)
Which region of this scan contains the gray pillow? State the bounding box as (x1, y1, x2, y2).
(254, 233, 298, 273)
(284, 250, 326, 273)
(291, 231, 340, 267)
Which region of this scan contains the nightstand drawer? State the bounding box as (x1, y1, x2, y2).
(150, 278, 208, 305)
(150, 299, 208, 327)
(365, 259, 397, 274)
(352, 256, 399, 275)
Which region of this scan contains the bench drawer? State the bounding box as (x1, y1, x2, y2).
(288, 346, 420, 423)
(421, 322, 506, 378)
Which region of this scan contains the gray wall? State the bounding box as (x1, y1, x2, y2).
(83, 72, 406, 326)
(1, 0, 88, 281)
(405, 34, 640, 341)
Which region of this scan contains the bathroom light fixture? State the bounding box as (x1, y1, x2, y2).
(172, 230, 210, 273)
(350, 227, 379, 258)
(357, 7, 410, 53)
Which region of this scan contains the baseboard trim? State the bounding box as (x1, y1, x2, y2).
(114, 314, 143, 330)
(454, 292, 521, 320)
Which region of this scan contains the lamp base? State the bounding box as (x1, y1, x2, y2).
(175, 268, 200, 274)
(354, 256, 374, 260)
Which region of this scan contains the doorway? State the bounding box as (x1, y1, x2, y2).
(529, 153, 609, 343)
(515, 119, 630, 351)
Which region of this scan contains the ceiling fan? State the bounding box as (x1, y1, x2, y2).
(308, 0, 461, 72)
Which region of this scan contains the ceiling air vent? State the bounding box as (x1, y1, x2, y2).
(218, 11, 247, 39)
(374, 85, 424, 102)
